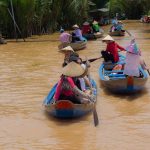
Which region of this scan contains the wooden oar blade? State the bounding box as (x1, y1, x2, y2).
(83, 57, 102, 63)
(93, 105, 99, 126)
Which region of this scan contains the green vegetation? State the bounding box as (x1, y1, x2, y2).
(107, 0, 150, 19)
(0, 0, 149, 38)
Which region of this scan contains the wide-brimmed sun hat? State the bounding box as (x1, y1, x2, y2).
(62, 61, 85, 77)
(102, 35, 114, 41)
(126, 39, 141, 55)
(59, 46, 74, 53)
(72, 24, 79, 28)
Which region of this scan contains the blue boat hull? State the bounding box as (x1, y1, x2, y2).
(99, 54, 149, 93)
(43, 79, 97, 118)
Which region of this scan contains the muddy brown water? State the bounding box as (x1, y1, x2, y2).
(0, 20, 150, 150)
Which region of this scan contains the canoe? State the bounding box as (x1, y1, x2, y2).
(58, 40, 87, 51)
(99, 54, 149, 93)
(109, 30, 125, 36)
(43, 79, 97, 118)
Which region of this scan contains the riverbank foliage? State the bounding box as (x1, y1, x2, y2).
(0, 0, 149, 38)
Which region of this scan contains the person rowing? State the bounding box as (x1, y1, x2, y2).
(101, 35, 126, 63)
(53, 62, 95, 104)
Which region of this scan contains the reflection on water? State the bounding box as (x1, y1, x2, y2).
(0, 21, 150, 150)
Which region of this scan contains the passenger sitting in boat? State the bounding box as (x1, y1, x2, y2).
(101, 35, 125, 63)
(68, 55, 92, 92)
(82, 22, 93, 34)
(72, 24, 85, 42)
(53, 62, 94, 104)
(59, 46, 77, 67)
(92, 21, 100, 33)
(110, 18, 118, 32)
(115, 21, 125, 32)
(59, 28, 72, 43)
(123, 39, 142, 77)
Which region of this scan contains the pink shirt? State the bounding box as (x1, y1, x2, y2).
(123, 52, 140, 77)
(54, 77, 75, 100)
(59, 32, 71, 43)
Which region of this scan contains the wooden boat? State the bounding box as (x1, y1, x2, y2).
(99, 54, 149, 93)
(109, 30, 125, 36)
(43, 79, 97, 118)
(94, 32, 104, 38)
(58, 40, 87, 51)
(83, 32, 103, 40)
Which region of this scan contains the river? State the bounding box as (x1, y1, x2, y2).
(0, 20, 150, 150)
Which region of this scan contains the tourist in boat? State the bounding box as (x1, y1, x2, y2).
(72, 24, 85, 42)
(59, 46, 76, 67)
(68, 55, 92, 92)
(101, 35, 126, 63)
(59, 28, 72, 44)
(115, 21, 124, 31)
(92, 20, 100, 33)
(82, 21, 93, 35)
(53, 62, 94, 104)
(123, 39, 143, 77)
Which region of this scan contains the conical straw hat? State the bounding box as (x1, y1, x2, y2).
(62, 62, 85, 77)
(83, 22, 89, 25)
(59, 46, 74, 53)
(118, 21, 123, 24)
(92, 20, 98, 24)
(72, 24, 79, 28)
(102, 35, 114, 41)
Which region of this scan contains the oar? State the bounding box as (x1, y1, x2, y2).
(125, 30, 132, 37)
(85, 59, 99, 127)
(83, 56, 102, 64)
(93, 99, 99, 126)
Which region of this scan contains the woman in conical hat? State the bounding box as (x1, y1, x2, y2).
(54, 62, 94, 103)
(92, 20, 100, 33)
(101, 35, 125, 63)
(59, 46, 81, 67)
(59, 46, 75, 67)
(72, 24, 85, 42)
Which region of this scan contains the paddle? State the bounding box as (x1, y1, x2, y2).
(85, 59, 99, 127)
(43, 83, 57, 105)
(83, 56, 102, 64)
(125, 30, 132, 37)
(93, 98, 99, 127)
